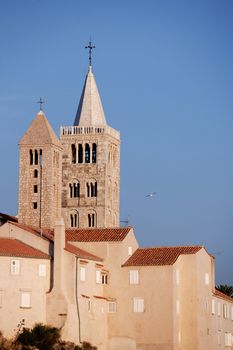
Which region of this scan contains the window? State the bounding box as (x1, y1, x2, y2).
(71, 144, 76, 164)
(33, 202, 37, 209)
(11, 259, 20, 275)
(129, 270, 139, 285)
(205, 273, 210, 285)
(96, 270, 101, 284)
(101, 273, 108, 285)
(175, 269, 180, 285)
(38, 264, 46, 277)
(34, 169, 38, 178)
(20, 292, 31, 308)
(70, 212, 79, 228)
(69, 181, 80, 198)
(128, 246, 133, 256)
(78, 144, 83, 163)
(217, 330, 221, 345)
(225, 333, 231, 346)
(108, 302, 116, 313)
(223, 304, 229, 319)
(133, 298, 144, 313)
(87, 181, 97, 197)
(34, 150, 38, 165)
(211, 299, 215, 315)
(217, 301, 221, 316)
(85, 144, 90, 163)
(30, 149, 33, 165)
(88, 213, 96, 227)
(80, 266, 86, 282)
(92, 143, 97, 163)
(34, 185, 38, 193)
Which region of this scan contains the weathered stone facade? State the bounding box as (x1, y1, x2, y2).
(18, 112, 62, 229)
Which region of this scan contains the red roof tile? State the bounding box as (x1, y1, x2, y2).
(213, 289, 233, 303)
(65, 243, 102, 261)
(66, 227, 132, 242)
(10, 221, 54, 241)
(0, 238, 50, 259)
(122, 246, 203, 267)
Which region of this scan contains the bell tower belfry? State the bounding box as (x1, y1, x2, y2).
(18, 110, 62, 229)
(60, 43, 120, 228)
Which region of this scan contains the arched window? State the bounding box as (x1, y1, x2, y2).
(34, 150, 38, 165)
(88, 211, 96, 227)
(71, 144, 76, 164)
(85, 144, 90, 163)
(34, 169, 38, 178)
(86, 181, 97, 197)
(70, 211, 79, 228)
(30, 150, 33, 165)
(69, 180, 80, 198)
(92, 143, 97, 163)
(78, 144, 83, 163)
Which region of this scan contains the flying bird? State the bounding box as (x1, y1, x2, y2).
(145, 192, 156, 198)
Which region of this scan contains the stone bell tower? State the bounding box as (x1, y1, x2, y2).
(61, 43, 120, 228)
(18, 110, 62, 229)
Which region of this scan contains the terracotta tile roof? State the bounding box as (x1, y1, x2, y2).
(66, 227, 132, 242)
(0, 238, 50, 259)
(122, 246, 203, 267)
(10, 221, 54, 241)
(213, 289, 233, 303)
(64, 243, 102, 261)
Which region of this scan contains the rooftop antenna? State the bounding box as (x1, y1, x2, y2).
(120, 215, 130, 227)
(37, 97, 44, 111)
(85, 39, 95, 66)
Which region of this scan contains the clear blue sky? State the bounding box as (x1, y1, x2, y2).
(0, 0, 232, 284)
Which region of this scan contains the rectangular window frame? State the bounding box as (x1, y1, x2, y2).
(133, 297, 144, 313)
(80, 266, 86, 282)
(11, 259, 20, 275)
(129, 270, 139, 285)
(20, 291, 31, 309)
(108, 301, 117, 313)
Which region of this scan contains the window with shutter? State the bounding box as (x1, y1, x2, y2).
(96, 270, 101, 284)
(108, 302, 116, 313)
(129, 270, 139, 285)
(80, 267, 86, 282)
(205, 273, 210, 285)
(211, 299, 215, 315)
(217, 301, 221, 316)
(20, 292, 31, 308)
(128, 246, 133, 256)
(38, 264, 46, 277)
(133, 298, 144, 313)
(11, 260, 20, 275)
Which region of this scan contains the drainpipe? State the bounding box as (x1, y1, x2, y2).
(75, 257, 82, 344)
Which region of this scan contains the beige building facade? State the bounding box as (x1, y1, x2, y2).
(0, 58, 232, 349)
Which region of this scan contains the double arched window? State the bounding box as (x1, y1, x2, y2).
(69, 180, 80, 198)
(88, 211, 96, 228)
(70, 211, 79, 228)
(86, 181, 97, 197)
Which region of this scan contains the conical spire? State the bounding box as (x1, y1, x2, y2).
(74, 65, 107, 126)
(19, 110, 60, 147)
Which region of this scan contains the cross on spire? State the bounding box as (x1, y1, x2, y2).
(37, 98, 44, 111)
(85, 40, 95, 66)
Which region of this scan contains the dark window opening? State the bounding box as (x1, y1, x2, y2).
(35, 150, 38, 165)
(88, 213, 95, 227)
(86, 183, 90, 197)
(74, 183, 80, 197)
(30, 150, 33, 165)
(39, 149, 42, 166)
(71, 144, 76, 164)
(102, 274, 108, 285)
(85, 144, 90, 163)
(78, 144, 83, 163)
(69, 184, 72, 198)
(34, 169, 38, 178)
(33, 202, 37, 209)
(70, 213, 78, 228)
(92, 143, 97, 163)
(91, 182, 97, 197)
(34, 185, 38, 193)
